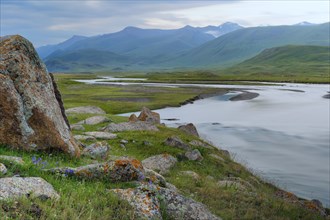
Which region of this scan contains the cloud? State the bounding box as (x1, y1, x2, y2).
(1, 0, 329, 47)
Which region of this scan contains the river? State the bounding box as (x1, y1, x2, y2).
(77, 77, 330, 207)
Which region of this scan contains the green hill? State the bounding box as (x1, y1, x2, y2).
(171, 23, 330, 68)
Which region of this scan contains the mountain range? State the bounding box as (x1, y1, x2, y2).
(38, 22, 330, 72)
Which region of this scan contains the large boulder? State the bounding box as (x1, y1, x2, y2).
(0, 177, 59, 200)
(142, 154, 177, 175)
(0, 35, 80, 157)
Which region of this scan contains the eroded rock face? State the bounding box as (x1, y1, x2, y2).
(0, 177, 59, 200)
(0, 35, 80, 157)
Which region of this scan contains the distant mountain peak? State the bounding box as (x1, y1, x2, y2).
(295, 21, 315, 26)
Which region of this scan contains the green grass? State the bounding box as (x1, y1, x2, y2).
(1, 115, 326, 219)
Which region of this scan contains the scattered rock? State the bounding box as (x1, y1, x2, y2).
(142, 154, 177, 175)
(48, 158, 145, 182)
(77, 116, 110, 125)
(0, 163, 7, 174)
(0, 177, 59, 200)
(180, 171, 200, 180)
(84, 131, 117, 140)
(128, 114, 138, 122)
(0, 155, 24, 165)
(164, 136, 190, 151)
(82, 141, 110, 159)
(111, 184, 162, 220)
(120, 139, 129, 144)
(0, 35, 80, 157)
(73, 135, 96, 142)
(71, 124, 85, 131)
(158, 187, 221, 220)
(185, 149, 203, 161)
(209, 154, 225, 162)
(178, 123, 199, 137)
(137, 107, 160, 124)
(103, 122, 159, 132)
(189, 140, 213, 149)
(66, 106, 106, 114)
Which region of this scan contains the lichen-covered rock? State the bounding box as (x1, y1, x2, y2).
(158, 188, 221, 220)
(178, 123, 199, 137)
(0, 155, 24, 165)
(103, 122, 159, 132)
(84, 131, 117, 140)
(77, 116, 110, 125)
(48, 158, 145, 182)
(66, 106, 105, 114)
(0, 163, 7, 174)
(111, 184, 162, 220)
(82, 141, 110, 159)
(137, 107, 160, 124)
(185, 149, 203, 161)
(0, 35, 80, 157)
(0, 177, 59, 200)
(145, 168, 167, 187)
(142, 154, 177, 175)
(164, 136, 190, 151)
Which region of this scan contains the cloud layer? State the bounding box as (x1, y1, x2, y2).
(1, 0, 329, 47)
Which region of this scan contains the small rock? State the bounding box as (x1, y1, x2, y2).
(77, 116, 110, 125)
(178, 123, 199, 137)
(74, 135, 96, 142)
(103, 122, 159, 132)
(48, 158, 145, 182)
(144, 168, 166, 187)
(66, 106, 106, 114)
(142, 154, 177, 175)
(185, 149, 203, 161)
(0, 163, 7, 174)
(180, 171, 200, 180)
(209, 154, 225, 162)
(0, 177, 59, 200)
(143, 141, 151, 146)
(0, 155, 24, 165)
(120, 139, 129, 144)
(120, 144, 127, 150)
(137, 107, 160, 124)
(82, 141, 110, 159)
(71, 124, 85, 131)
(164, 136, 190, 150)
(84, 132, 117, 140)
(189, 140, 213, 149)
(128, 114, 138, 122)
(111, 184, 162, 220)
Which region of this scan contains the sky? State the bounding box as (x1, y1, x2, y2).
(1, 0, 329, 47)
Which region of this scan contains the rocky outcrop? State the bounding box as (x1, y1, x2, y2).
(65, 106, 105, 114)
(142, 154, 177, 175)
(135, 107, 160, 124)
(48, 158, 145, 182)
(164, 136, 190, 150)
(0, 177, 59, 200)
(103, 122, 159, 132)
(82, 141, 110, 159)
(185, 149, 203, 161)
(178, 123, 199, 137)
(0, 35, 80, 157)
(76, 116, 110, 125)
(0, 163, 7, 174)
(112, 184, 221, 220)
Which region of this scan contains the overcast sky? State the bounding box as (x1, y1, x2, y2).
(1, 0, 329, 47)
